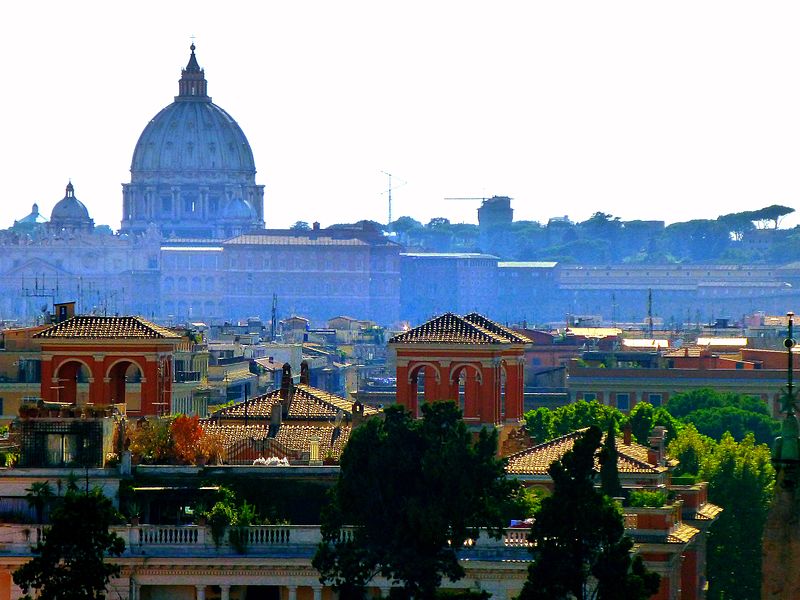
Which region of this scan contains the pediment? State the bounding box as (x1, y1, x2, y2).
(5, 257, 71, 278)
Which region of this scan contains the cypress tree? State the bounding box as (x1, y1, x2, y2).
(600, 421, 622, 498)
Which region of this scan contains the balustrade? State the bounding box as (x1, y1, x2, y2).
(0, 524, 534, 559)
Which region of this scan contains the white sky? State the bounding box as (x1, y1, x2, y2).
(2, 1, 800, 230)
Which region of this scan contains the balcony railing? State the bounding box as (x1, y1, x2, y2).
(0, 524, 532, 560)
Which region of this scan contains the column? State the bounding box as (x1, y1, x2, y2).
(196, 584, 206, 600)
(287, 585, 298, 600)
(464, 370, 480, 419)
(220, 584, 231, 600)
(312, 585, 323, 600)
(130, 578, 141, 600)
(480, 363, 498, 425)
(423, 365, 439, 403)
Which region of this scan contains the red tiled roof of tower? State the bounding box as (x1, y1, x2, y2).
(389, 313, 514, 345)
(35, 316, 181, 339)
(463, 313, 532, 344)
(505, 428, 669, 475)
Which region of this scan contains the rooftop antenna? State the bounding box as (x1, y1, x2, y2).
(611, 293, 617, 329)
(270, 293, 278, 342)
(647, 288, 654, 338)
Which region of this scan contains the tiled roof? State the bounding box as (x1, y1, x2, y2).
(663, 346, 705, 358)
(274, 424, 351, 459)
(209, 383, 379, 421)
(35, 316, 181, 340)
(464, 313, 532, 344)
(200, 422, 351, 460)
(389, 313, 522, 345)
(224, 233, 395, 248)
(667, 523, 700, 544)
(693, 503, 723, 521)
(506, 429, 668, 475)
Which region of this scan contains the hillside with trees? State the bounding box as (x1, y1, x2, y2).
(389, 205, 797, 264)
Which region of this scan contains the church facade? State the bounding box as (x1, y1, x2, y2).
(0, 46, 400, 326)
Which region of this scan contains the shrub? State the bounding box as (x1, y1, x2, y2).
(628, 490, 668, 508)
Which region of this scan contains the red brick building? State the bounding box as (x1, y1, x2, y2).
(389, 313, 530, 426)
(34, 315, 181, 415)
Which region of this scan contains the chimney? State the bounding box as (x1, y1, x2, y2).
(648, 426, 666, 466)
(623, 422, 632, 446)
(300, 361, 310, 385)
(352, 400, 365, 427)
(312, 221, 320, 231)
(279, 363, 293, 416)
(269, 402, 282, 437)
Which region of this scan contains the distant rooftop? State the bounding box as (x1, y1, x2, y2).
(389, 312, 531, 345)
(35, 316, 180, 340)
(401, 252, 499, 260)
(498, 261, 558, 268)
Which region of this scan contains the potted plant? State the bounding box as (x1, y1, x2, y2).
(126, 500, 141, 526)
(207, 501, 234, 548)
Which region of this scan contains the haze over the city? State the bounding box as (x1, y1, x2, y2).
(3, 0, 800, 230)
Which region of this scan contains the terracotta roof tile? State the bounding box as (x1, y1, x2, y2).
(389, 313, 518, 345)
(463, 313, 532, 344)
(506, 429, 666, 475)
(209, 383, 379, 421)
(667, 523, 700, 543)
(35, 316, 181, 340)
(693, 503, 723, 521)
(200, 422, 351, 461)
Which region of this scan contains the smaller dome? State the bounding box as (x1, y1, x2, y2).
(51, 182, 91, 222)
(224, 198, 254, 220)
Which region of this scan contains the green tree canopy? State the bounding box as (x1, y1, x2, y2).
(665, 388, 770, 419)
(519, 427, 659, 600)
(313, 402, 521, 599)
(663, 389, 777, 445)
(13, 487, 125, 600)
(684, 406, 778, 445)
(524, 401, 625, 444)
(666, 423, 713, 478)
(750, 204, 795, 229)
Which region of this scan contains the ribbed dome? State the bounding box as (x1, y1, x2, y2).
(121, 45, 265, 239)
(131, 101, 255, 177)
(130, 44, 255, 180)
(51, 182, 90, 221)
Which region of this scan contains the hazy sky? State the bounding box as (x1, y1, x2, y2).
(3, 1, 800, 230)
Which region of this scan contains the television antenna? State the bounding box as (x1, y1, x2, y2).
(380, 171, 407, 225)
